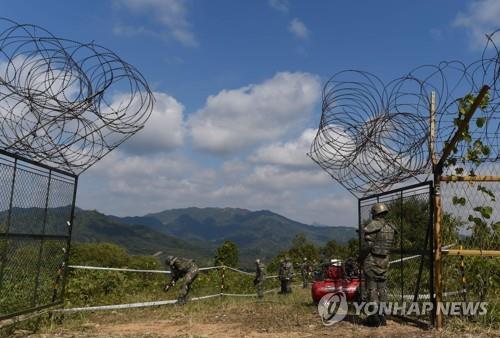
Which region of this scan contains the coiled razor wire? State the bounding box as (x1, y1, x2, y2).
(0, 18, 153, 173)
(309, 30, 500, 196)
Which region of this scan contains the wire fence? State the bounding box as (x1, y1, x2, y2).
(0, 150, 77, 321)
(57, 264, 285, 313)
(359, 182, 434, 325)
(440, 163, 500, 326)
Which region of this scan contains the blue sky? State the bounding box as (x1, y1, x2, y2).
(2, 0, 497, 226)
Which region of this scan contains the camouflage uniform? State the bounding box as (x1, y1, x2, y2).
(300, 258, 311, 288)
(361, 203, 397, 326)
(343, 257, 359, 279)
(281, 258, 294, 293)
(164, 256, 199, 304)
(254, 259, 265, 298)
(278, 259, 287, 294)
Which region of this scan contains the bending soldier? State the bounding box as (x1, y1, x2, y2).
(254, 258, 265, 298)
(164, 255, 199, 305)
(361, 203, 397, 327)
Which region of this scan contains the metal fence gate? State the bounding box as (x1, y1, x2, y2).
(358, 181, 434, 325)
(0, 149, 77, 320)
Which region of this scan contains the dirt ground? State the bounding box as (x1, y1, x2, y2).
(12, 289, 499, 338)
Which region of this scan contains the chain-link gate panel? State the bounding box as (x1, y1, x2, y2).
(440, 164, 500, 326)
(0, 150, 77, 320)
(359, 182, 434, 325)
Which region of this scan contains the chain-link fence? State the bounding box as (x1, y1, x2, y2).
(0, 149, 77, 320)
(440, 162, 500, 327)
(359, 181, 434, 325)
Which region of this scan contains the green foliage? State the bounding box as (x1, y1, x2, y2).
(287, 234, 319, 262)
(321, 239, 347, 260)
(69, 243, 130, 267)
(214, 240, 239, 267)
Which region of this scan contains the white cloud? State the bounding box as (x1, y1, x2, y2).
(289, 18, 310, 40)
(269, 0, 289, 14)
(453, 0, 500, 48)
(121, 92, 185, 153)
(118, 0, 198, 47)
(245, 165, 330, 191)
(188, 72, 320, 153)
(78, 145, 356, 226)
(250, 128, 317, 168)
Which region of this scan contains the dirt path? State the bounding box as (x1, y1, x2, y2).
(24, 290, 497, 338)
(29, 319, 440, 338)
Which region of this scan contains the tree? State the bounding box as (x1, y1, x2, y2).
(320, 239, 347, 260)
(214, 240, 239, 267)
(287, 233, 319, 262)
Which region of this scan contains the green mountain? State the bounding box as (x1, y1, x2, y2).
(2, 207, 356, 267)
(116, 207, 357, 266)
(72, 209, 214, 264)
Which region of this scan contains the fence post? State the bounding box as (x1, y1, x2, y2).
(220, 266, 225, 296)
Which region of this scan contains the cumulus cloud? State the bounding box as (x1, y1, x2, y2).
(121, 92, 185, 153)
(117, 0, 198, 47)
(269, 0, 289, 14)
(453, 0, 500, 48)
(250, 128, 317, 168)
(188, 72, 320, 153)
(289, 18, 310, 40)
(245, 165, 330, 191)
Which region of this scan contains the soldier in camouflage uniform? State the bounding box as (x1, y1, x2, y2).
(254, 258, 265, 298)
(282, 256, 294, 293)
(164, 255, 199, 305)
(300, 257, 311, 288)
(278, 258, 286, 294)
(361, 203, 397, 327)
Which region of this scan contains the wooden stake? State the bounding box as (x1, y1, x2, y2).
(442, 249, 500, 257)
(430, 91, 437, 166)
(433, 174, 443, 329)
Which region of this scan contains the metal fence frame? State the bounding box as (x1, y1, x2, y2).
(358, 181, 434, 326)
(0, 149, 77, 321)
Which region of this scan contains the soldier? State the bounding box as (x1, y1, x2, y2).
(164, 255, 199, 305)
(283, 256, 294, 293)
(343, 257, 359, 279)
(278, 258, 286, 294)
(300, 257, 311, 288)
(361, 202, 397, 327)
(254, 258, 265, 298)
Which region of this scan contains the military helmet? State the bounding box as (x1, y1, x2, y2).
(255, 258, 260, 264)
(371, 202, 389, 216)
(165, 255, 176, 264)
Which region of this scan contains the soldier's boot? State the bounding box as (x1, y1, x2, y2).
(366, 314, 383, 327)
(177, 296, 187, 305)
(379, 314, 387, 326)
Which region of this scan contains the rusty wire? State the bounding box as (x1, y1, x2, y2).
(309, 30, 500, 197)
(0, 18, 154, 174)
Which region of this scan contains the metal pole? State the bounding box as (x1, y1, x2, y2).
(60, 175, 78, 302)
(33, 170, 52, 306)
